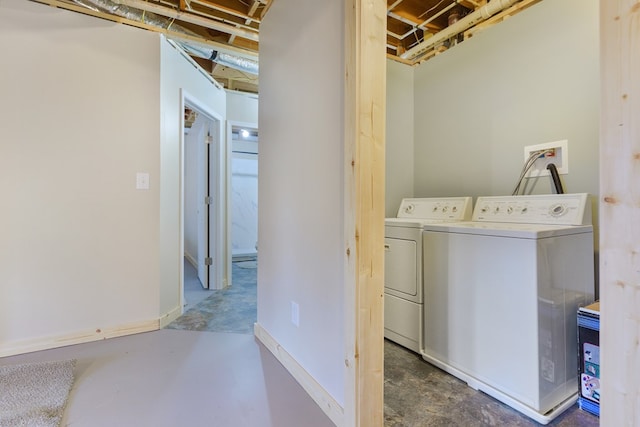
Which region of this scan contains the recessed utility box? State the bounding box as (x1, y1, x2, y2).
(524, 140, 568, 177)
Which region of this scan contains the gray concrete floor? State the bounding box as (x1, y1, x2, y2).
(177, 259, 600, 426)
(1, 260, 600, 426)
(384, 340, 599, 426)
(0, 330, 334, 427)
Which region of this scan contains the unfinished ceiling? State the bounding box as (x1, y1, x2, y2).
(33, 0, 541, 94)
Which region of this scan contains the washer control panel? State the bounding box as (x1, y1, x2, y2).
(396, 197, 473, 221)
(472, 193, 591, 225)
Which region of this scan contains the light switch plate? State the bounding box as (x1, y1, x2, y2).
(136, 172, 150, 190)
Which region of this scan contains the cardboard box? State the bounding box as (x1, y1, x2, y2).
(577, 301, 600, 417)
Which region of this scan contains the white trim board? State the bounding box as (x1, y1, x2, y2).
(0, 319, 159, 358)
(159, 304, 183, 328)
(253, 323, 344, 427)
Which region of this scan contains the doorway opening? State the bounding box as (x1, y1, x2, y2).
(181, 92, 227, 312)
(229, 123, 259, 267)
(169, 118, 258, 331)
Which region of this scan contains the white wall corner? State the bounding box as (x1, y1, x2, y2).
(253, 323, 344, 427)
(159, 305, 183, 328)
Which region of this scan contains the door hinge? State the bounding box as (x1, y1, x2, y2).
(206, 135, 213, 144)
(205, 196, 213, 205)
(205, 257, 213, 266)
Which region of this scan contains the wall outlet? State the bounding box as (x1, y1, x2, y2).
(136, 172, 150, 190)
(523, 140, 568, 177)
(291, 301, 299, 327)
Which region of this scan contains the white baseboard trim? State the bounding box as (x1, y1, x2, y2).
(184, 252, 197, 268)
(0, 318, 159, 358)
(254, 323, 343, 427)
(232, 252, 257, 262)
(159, 304, 183, 328)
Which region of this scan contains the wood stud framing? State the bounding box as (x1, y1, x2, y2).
(36, 0, 542, 92)
(386, 0, 542, 63)
(344, 0, 387, 425)
(599, 0, 640, 425)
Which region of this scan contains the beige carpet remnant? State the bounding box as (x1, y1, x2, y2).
(0, 359, 76, 427)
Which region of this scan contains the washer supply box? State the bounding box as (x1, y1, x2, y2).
(578, 301, 600, 417)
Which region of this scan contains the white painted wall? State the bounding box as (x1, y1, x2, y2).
(385, 60, 415, 217)
(0, 0, 228, 354)
(0, 0, 160, 354)
(258, 0, 345, 406)
(226, 91, 259, 124)
(412, 0, 599, 201)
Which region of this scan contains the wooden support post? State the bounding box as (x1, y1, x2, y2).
(600, 0, 640, 425)
(344, 0, 386, 426)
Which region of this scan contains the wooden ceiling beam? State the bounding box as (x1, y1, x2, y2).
(118, 0, 259, 41)
(259, 0, 272, 20)
(33, 0, 258, 57)
(227, 0, 260, 45)
(387, 0, 405, 12)
(464, 0, 541, 38)
(191, 0, 261, 24)
(462, 0, 488, 8)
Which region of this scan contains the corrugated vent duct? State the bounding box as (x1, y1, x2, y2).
(71, 0, 258, 75)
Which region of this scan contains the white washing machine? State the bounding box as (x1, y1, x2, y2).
(384, 197, 472, 353)
(421, 193, 595, 425)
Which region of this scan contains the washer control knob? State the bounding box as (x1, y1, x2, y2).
(550, 203, 566, 217)
(405, 204, 415, 214)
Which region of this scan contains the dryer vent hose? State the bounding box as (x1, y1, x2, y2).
(547, 163, 564, 194)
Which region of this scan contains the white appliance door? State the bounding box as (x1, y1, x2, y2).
(384, 237, 417, 297)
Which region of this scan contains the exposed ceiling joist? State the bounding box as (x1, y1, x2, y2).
(117, 0, 259, 41)
(32, 0, 542, 94)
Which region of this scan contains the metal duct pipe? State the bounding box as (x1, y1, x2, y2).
(211, 51, 259, 75)
(115, 0, 259, 42)
(71, 0, 259, 75)
(178, 44, 259, 74)
(400, 0, 520, 60)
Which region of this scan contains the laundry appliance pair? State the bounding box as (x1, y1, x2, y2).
(385, 193, 595, 425)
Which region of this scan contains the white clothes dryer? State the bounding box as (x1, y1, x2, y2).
(384, 197, 472, 353)
(421, 193, 595, 425)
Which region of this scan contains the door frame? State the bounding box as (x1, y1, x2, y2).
(180, 89, 228, 309)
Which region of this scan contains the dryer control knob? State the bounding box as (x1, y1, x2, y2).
(550, 203, 566, 217)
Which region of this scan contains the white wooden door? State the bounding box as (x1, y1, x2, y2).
(186, 114, 210, 289)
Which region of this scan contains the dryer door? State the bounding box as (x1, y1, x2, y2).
(384, 237, 418, 298)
